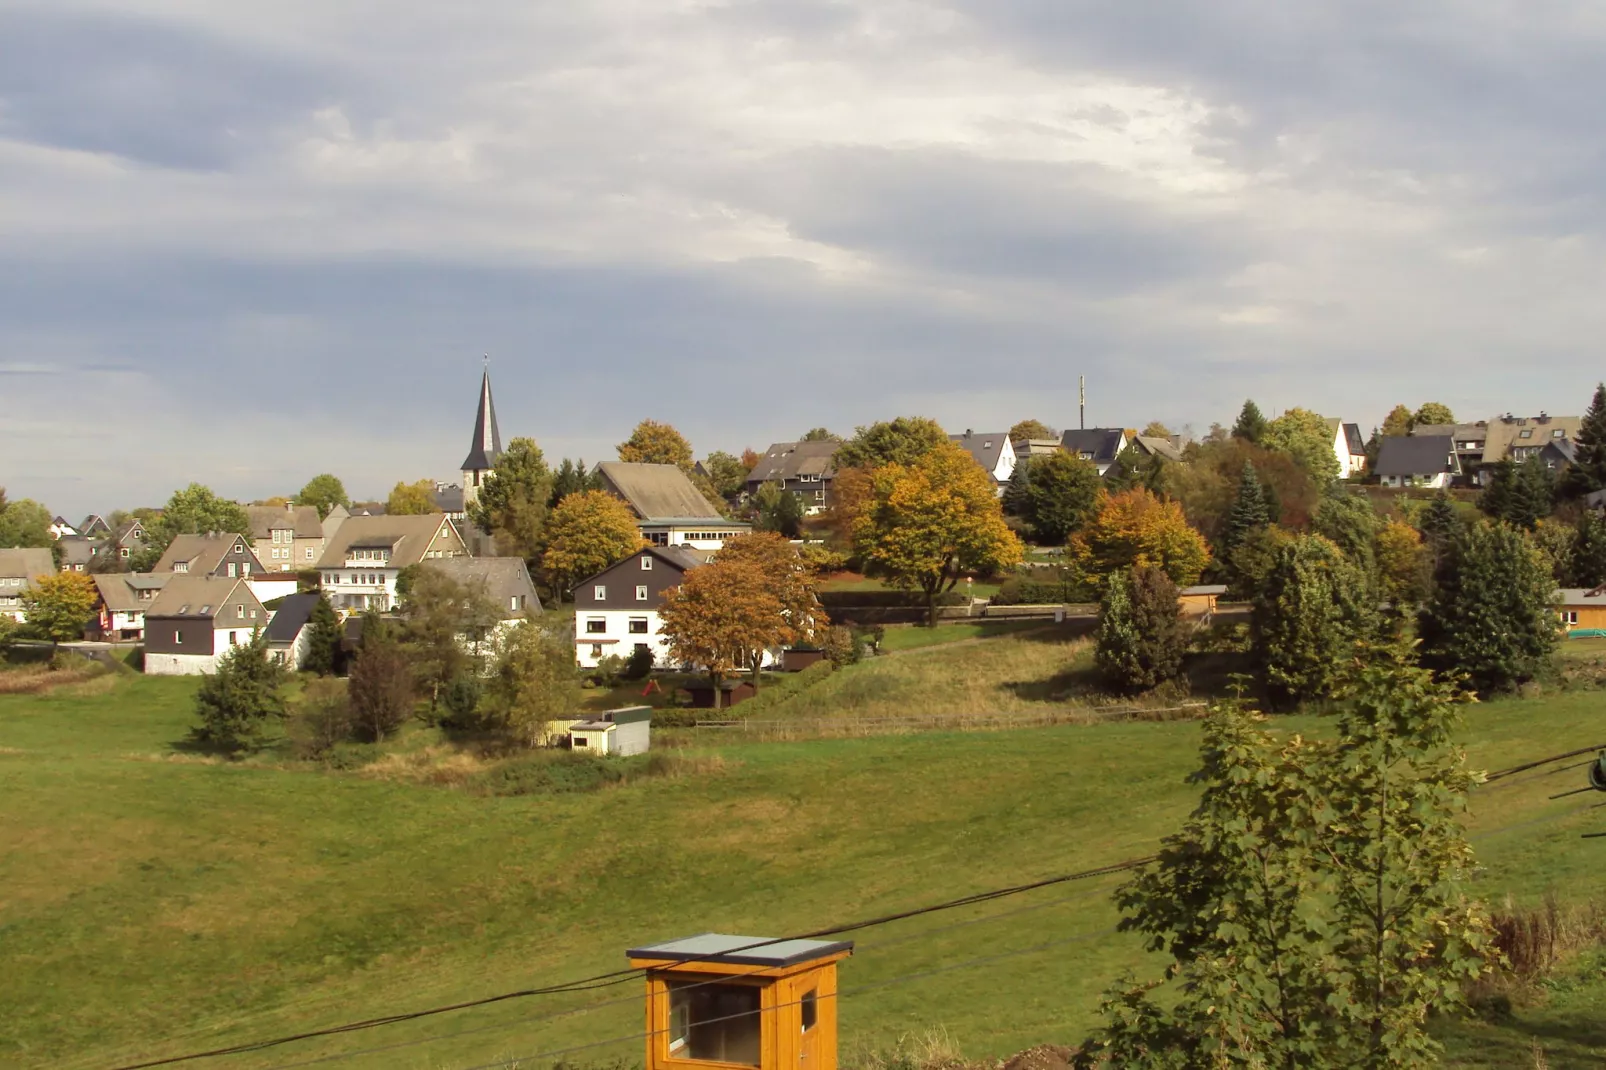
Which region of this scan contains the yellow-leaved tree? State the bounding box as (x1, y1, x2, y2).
(851, 440, 1024, 626)
(386, 479, 439, 516)
(1375, 517, 1429, 608)
(1069, 488, 1211, 587)
(617, 419, 695, 470)
(23, 571, 98, 644)
(537, 490, 647, 602)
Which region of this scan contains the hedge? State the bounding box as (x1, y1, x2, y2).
(990, 577, 1097, 606)
(817, 590, 968, 609)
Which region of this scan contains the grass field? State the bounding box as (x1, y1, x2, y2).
(5, 666, 1606, 1069)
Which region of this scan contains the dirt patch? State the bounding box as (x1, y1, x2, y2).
(1000, 1045, 1076, 1070)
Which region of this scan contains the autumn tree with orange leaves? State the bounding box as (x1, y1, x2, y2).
(852, 440, 1023, 626)
(617, 419, 695, 471)
(659, 559, 784, 709)
(715, 532, 828, 672)
(1069, 488, 1211, 587)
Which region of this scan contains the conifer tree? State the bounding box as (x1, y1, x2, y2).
(1509, 457, 1557, 530)
(1420, 522, 1558, 695)
(1231, 400, 1268, 444)
(1001, 456, 1033, 518)
(1419, 490, 1459, 543)
(301, 594, 342, 676)
(1568, 509, 1606, 589)
(1250, 535, 1375, 710)
(1562, 382, 1606, 498)
(1095, 565, 1187, 694)
(1312, 488, 1381, 576)
(192, 631, 287, 754)
(1220, 461, 1270, 554)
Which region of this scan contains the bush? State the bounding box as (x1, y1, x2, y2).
(816, 590, 968, 609)
(192, 632, 287, 754)
(624, 645, 654, 681)
(591, 654, 627, 688)
(990, 576, 1095, 605)
(441, 674, 483, 728)
(821, 626, 861, 666)
(288, 677, 354, 760)
(347, 614, 414, 742)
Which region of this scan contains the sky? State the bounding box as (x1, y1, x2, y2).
(5, 0, 1606, 518)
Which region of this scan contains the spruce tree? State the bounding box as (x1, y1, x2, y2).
(1562, 382, 1606, 498)
(1095, 565, 1187, 694)
(192, 631, 287, 754)
(301, 594, 342, 676)
(1419, 490, 1459, 544)
(1420, 522, 1559, 695)
(1569, 510, 1606, 588)
(1477, 460, 1516, 524)
(1508, 457, 1557, 530)
(1221, 461, 1270, 554)
(1232, 400, 1268, 444)
(1251, 535, 1376, 710)
(1001, 456, 1033, 518)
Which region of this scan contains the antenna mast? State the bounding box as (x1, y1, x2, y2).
(1079, 376, 1086, 430)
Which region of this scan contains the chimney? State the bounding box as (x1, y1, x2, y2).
(965, 428, 973, 438)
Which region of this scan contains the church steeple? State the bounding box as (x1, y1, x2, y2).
(460, 363, 503, 504)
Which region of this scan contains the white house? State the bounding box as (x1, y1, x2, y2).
(0, 548, 54, 623)
(1374, 435, 1461, 489)
(315, 513, 468, 614)
(91, 572, 170, 641)
(595, 462, 750, 550)
(1322, 418, 1368, 479)
(142, 575, 269, 675)
(263, 591, 321, 670)
(949, 430, 1017, 495)
(574, 546, 708, 668)
(1059, 428, 1132, 476)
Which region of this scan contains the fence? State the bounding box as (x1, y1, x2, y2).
(689, 702, 1210, 740)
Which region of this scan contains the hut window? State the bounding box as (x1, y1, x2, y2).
(800, 989, 817, 1032)
(1562, 610, 1578, 625)
(667, 981, 761, 1065)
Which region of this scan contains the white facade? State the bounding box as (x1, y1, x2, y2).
(577, 608, 670, 669)
(1331, 422, 1360, 479)
(0, 580, 26, 623)
(640, 523, 748, 551)
(991, 437, 1018, 488)
(144, 628, 258, 676)
(247, 575, 299, 604)
(1379, 472, 1454, 490)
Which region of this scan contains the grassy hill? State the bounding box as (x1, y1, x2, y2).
(4, 653, 1606, 1069)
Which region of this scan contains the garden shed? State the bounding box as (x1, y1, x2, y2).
(569, 706, 652, 756)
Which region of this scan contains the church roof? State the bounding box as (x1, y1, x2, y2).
(460, 368, 503, 473)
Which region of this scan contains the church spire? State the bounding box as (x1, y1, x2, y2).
(460, 362, 503, 477)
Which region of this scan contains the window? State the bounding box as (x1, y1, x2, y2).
(801, 990, 818, 1032)
(668, 982, 761, 1065)
(235, 544, 244, 553)
(586, 619, 607, 634)
(574, 736, 589, 747)
(1519, 429, 1533, 439)
(306, 548, 315, 559)
(174, 630, 183, 645)
(229, 632, 238, 646)
(1554, 429, 1566, 438)
(237, 604, 244, 616)
(594, 584, 607, 600)
(629, 617, 649, 634)
(1562, 610, 1579, 625)
(641, 555, 653, 571)
(590, 643, 604, 658)
(120, 547, 130, 558)
(635, 585, 648, 601)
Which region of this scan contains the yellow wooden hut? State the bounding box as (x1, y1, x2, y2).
(628, 934, 853, 1070)
(1555, 587, 1606, 636)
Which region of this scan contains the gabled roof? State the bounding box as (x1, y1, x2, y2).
(948, 431, 1011, 478)
(154, 533, 257, 575)
(422, 556, 544, 618)
(264, 591, 321, 643)
(0, 547, 54, 582)
(79, 514, 111, 537)
(747, 441, 839, 484)
(315, 513, 461, 569)
(146, 575, 255, 619)
(573, 544, 707, 590)
(1483, 415, 1583, 462)
(1375, 435, 1458, 477)
(93, 572, 170, 613)
(1132, 436, 1184, 463)
(57, 535, 101, 567)
(1343, 423, 1366, 456)
(460, 369, 503, 473)
(113, 520, 148, 546)
(245, 504, 325, 540)
(596, 462, 728, 522)
(1059, 428, 1128, 466)
(431, 485, 466, 514)
(1555, 588, 1606, 607)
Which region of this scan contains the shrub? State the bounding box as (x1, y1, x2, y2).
(816, 590, 968, 609)
(192, 631, 288, 754)
(592, 654, 627, 688)
(821, 626, 861, 666)
(1095, 565, 1188, 694)
(289, 677, 354, 760)
(441, 674, 484, 728)
(990, 576, 1094, 605)
(624, 645, 655, 681)
(347, 614, 414, 742)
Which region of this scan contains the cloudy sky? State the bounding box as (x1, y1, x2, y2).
(5, 0, 1605, 516)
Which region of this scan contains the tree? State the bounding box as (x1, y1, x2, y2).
(469, 437, 552, 561)
(1363, 426, 1383, 476)
(1141, 421, 1172, 439)
(715, 532, 826, 677)
(1069, 489, 1211, 587)
(0, 497, 52, 548)
(753, 482, 803, 538)
(1095, 565, 1187, 694)
(386, 479, 438, 517)
(1569, 509, 1606, 588)
(1220, 462, 1271, 555)
(1019, 450, 1102, 544)
(1381, 404, 1415, 437)
(301, 594, 343, 676)
(537, 490, 647, 601)
(1419, 490, 1459, 545)
(703, 451, 751, 499)
(1250, 535, 1375, 710)
(852, 441, 1023, 626)
(481, 619, 580, 746)
(139, 484, 253, 568)
(617, 419, 694, 470)
(548, 458, 600, 507)
(1562, 382, 1606, 498)
(835, 417, 947, 471)
(1100, 444, 1148, 494)
(401, 568, 502, 708)
(1375, 519, 1429, 608)
(295, 475, 350, 520)
(347, 613, 414, 741)
(1079, 648, 1492, 1069)
(1413, 402, 1455, 427)
(192, 631, 287, 754)
(287, 677, 354, 760)
(1009, 419, 1056, 443)
(1231, 400, 1268, 444)
(1001, 456, 1033, 518)
(1264, 407, 1341, 482)
(1311, 488, 1381, 576)
(800, 427, 840, 442)
(1226, 523, 1297, 601)
(1164, 438, 1316, 545)
(1420, 522, 1558, 695)
(22, 572, 98, 643)
(1479, 458, 1553, 530)
(659, 559, 783, 706)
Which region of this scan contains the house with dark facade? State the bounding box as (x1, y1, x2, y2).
(572, 545, 710, 668)
(143, 575, 269, 675)
(745, 441, 839, 514)
(154, 533, 268, 578)
(596, 462, 750, 549)
(1374, 435, 1461, 489)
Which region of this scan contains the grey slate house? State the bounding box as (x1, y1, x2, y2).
(422, 556, 542, 620)
(143, 575, 269, 675)
(1060, 428, 1132, 476)
(745, 441, 839, 514)
(1375, 435, 1460, 488)
(572, 545, 710, 668)
(154, 533, 268, 578)
(948, 431, 1016, 493)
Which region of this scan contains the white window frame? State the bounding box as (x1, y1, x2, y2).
(635, 585, 649, 601)
(594, 584, 607, 600)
